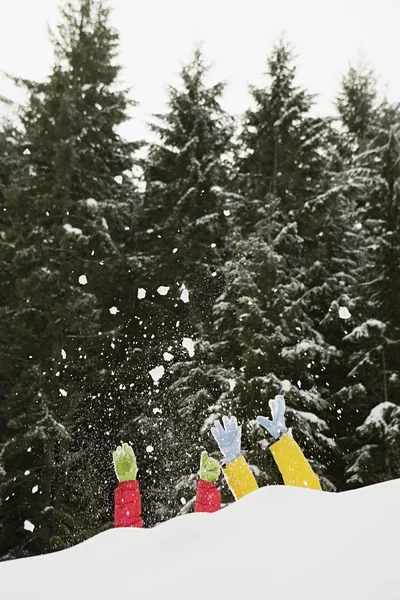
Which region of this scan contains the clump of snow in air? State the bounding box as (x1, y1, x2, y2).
(78, 275, 88, 286)
(23, 520, 35, 532)
(86, 198, 98, 210)
(157, 286, 170, 296)
(114, 175, 123, 184)
(172, 248, 178, 254)
(137, 288, 146, 299)
(182, 337, 195, 358)
(211, 242, 216, 248)
(163, 352, 174, 362)
(180, 497, 186, 505)
(109, 306, 119, 315)
(339, 306, 351, 320)
(24, 470, 30, 476)
(101, 217, 109, 230)
(223, 209, 231, 216)
(149, 365, 165, 384)
(23, 148, 31, 155)
(4, 481, 400, 599)
(59, 389, 67, 397)
(153, 407, 162, 414)
(180, 285, 189, 303)
(32, 486, 39, 494)
(64, 223, 82, 236)
(146, 445, 154, 453)
(281, 379, 291, 392)
(61, 349, 67, 360)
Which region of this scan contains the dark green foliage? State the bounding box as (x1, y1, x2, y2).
(1, 8, 399, 561)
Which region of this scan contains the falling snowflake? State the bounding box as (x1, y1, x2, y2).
(182, 337, 195, 358)
(137, 288, 146, 299)
(281, 380, 291, 392)
(149, 365, 165, 384)
(61, 349, 67, 360)
(114, 175, 123, 184)
(180, 285, 189, 303)
(59, 389, 68, 397)
(163, 352, 174, 361)
(24, 520, 35, 532)
(172, 248, 178, 254)
(78, 275, 87, 285)
(23, 148, 31, 156)
(157, 286, 170, 296)
(224, 209, 231, 216)
(32, 486, 39, 494)
(109, 306, 119, 315)
(339, 306, 351, 320)
(146, 445, 154, 453)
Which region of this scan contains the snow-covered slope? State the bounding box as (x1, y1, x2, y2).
(1, 480, 399, 600)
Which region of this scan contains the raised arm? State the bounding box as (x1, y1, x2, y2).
(113, 442, 144, 528)
(257, 395, 322, 491)
(195, 451, 221, 513)
(211, 416, 258, 500)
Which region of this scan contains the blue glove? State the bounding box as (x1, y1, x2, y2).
(211, 416, 241, 465)
(256, 394, 288, 440)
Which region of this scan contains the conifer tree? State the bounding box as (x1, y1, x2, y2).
(0, 0, 138, 559)
(123, 49, 235, 524)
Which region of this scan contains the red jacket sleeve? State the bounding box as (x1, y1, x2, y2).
(114, 480, 144, 528)
(194, 479, 221, 513)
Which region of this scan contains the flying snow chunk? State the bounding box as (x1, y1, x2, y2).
(137, 288, 146, 299)
(182, 337, 195, 358)
(281, 379, 291, 392)
(24, 470, 30, 476)
(114, 175, 123, 184)
(61, 349, 67, 360)
(157, 286, 170, 296)
(224, 209, 231, 216)
(32, 485, 39, 494)
(339, 306, 351, 320)
(78, 275, 88, 286)
(149, 365, 165, 384)
(180, 286, 189, 303)
(24, 520, 35, 532)
(172, 248, 178, 254)
(23, 148, 31, 155)
(180, 497, 186, 505)
(59, 389, 68, 397)
(163, 352, 174, 362)
(109, 306, 119, 315)
(146, 445, 154, 453)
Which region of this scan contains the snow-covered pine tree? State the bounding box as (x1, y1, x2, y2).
(0, 0, 139, 558)
(337, 94, 400, 487)
(168, 41, 341, 500)
(122, 49, 235, 525)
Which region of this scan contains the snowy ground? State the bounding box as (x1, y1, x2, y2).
(1, 480, 399, 600)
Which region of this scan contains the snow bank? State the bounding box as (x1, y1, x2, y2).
(1, 480, 400, 599)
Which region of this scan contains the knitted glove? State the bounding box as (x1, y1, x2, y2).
(113, 442, 138, 482)
(199, 451, 221, 483)
(211, 416, 241, 465)
(256, 394, 288, 440)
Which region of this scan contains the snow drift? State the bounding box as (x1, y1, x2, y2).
(1, 480, 399, 600)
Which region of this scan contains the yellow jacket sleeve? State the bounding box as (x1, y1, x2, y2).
(223, 455, 259, 500)
(269, 433, 322, 491)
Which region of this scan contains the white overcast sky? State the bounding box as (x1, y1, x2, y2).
(1, 0, 399, 141)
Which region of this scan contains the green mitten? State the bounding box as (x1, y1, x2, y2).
(113, 442, 138, 483)
(200, 451, 221, 483)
